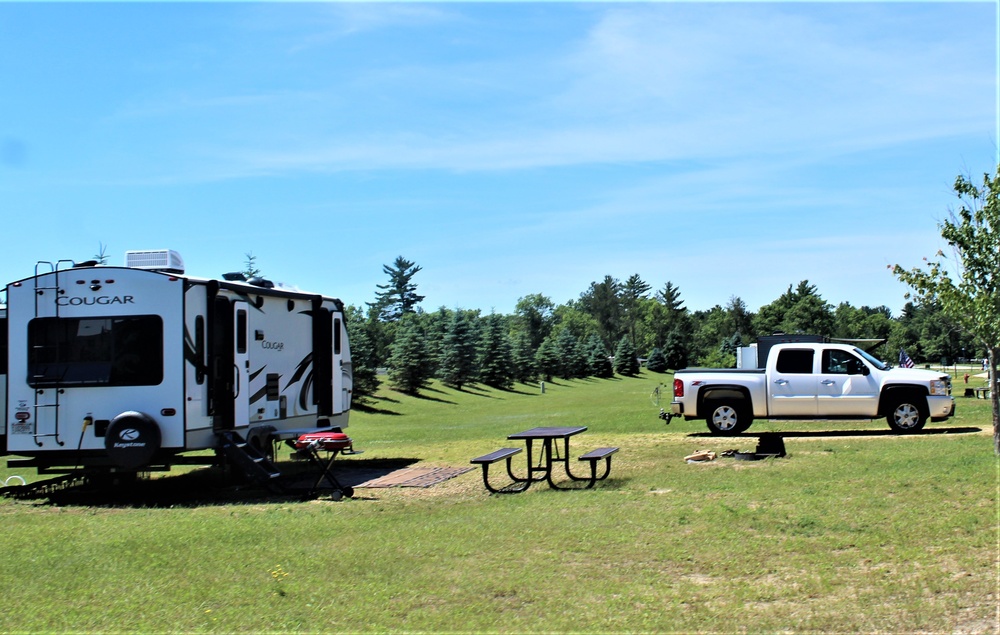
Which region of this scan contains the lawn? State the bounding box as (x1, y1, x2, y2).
(0, 371, 997, 633)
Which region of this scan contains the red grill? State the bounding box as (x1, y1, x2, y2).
(294, 431, 353, 452)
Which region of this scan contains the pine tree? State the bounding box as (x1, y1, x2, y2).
(511, 331, 538, 384)
(663, 328, 688, 370)
(438, 310, 479, 390)
(621, 273, 651, 347)
(578, 275, 623, 352)
(386, 317, 432, 394)
(646, 347, 668, 373)
(344, 310, 379, 404)
(585, 334, 613, 378)
(534, 336, 561, 382)
(479, 313, 514, 389)
(613, 336, 640, 376)
(370, 256, 425, 322)
(242, 252, 262, 279)
(555, 329, 584, 379)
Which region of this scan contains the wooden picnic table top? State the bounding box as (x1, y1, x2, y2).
(507, 426, 588, 440)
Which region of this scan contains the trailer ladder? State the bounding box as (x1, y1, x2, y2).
(29, 260, 76, 447)
(218, 431, 283, 491)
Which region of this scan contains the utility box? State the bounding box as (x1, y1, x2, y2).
(754, 334, 827, 368)
(736, 345, 758, 369)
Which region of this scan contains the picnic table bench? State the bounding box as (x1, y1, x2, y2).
(470, 447, 528, 494)
(577, 447, 619, 481)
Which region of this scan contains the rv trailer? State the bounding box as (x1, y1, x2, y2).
(3, 251, 352, 477)
(0, 306, 6, 458)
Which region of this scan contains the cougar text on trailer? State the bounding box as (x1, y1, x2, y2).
(3, 250, 352, 476)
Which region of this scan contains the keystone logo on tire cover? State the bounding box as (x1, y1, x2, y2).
(120, 428, 140, 441)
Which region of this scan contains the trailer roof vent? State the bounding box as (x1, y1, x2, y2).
(125, 249, 185, 274)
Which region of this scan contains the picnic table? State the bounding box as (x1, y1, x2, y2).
(471, 426, 618, 494)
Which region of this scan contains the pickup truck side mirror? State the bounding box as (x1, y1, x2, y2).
(848, 360, 870, 376)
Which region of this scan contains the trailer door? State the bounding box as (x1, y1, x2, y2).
(209, 296, 249, 430)
(312, 303, 333, 416)
(232, 301, 250, 427)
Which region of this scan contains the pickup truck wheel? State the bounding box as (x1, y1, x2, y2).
(887, 398, 927, 433)
(705, 400, 751, 435)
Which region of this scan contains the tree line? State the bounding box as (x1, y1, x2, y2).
(343, 257, 981, 403)
(243, 166, 1000, 453)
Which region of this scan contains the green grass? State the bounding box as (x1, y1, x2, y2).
(0, 372, 997, 633)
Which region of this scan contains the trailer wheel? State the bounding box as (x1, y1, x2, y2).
(886, 396, 927, 433)
(247, 426, 277, 461)
(705, 399, 752, 435)
(105, 411, 161, 469)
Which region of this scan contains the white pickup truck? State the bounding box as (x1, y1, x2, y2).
(667, 342, 955, 435)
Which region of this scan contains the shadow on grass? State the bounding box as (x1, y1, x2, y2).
(21, 457, 427, 508)
(409, 392, 458, 405)
(460, 384, 545, 399)
(686, 426, 982, 439)
(352, 402, 402, 416)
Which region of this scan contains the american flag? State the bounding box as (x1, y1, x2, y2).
(899, 349, 915, 368)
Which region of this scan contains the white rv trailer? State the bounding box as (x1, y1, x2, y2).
(0, 307, 6, 453)
(2, 250, 352, 475)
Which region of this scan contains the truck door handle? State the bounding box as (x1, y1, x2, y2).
(821, 380, 836, 386)
(774, 379, 789, 386)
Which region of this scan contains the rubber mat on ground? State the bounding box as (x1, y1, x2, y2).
(354, 466, 474, 488)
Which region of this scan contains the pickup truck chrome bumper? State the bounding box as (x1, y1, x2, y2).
(929, 395, 956, 422)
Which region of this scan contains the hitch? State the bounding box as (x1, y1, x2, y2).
(659, 409, 673, 425)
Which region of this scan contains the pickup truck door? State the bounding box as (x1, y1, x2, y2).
(816, 349, 880, 416)
(768, 348, 818, 417)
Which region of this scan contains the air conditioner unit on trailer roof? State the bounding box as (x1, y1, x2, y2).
(125, 249, 185, 274)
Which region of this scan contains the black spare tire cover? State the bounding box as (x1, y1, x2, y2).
(105, 411, 161, 469)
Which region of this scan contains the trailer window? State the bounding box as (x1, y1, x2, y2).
(334, 318, 341, 355)
(236, 309, 247, 355)
(195, 316, 205, 385)
(0, 317, 7, 376)
(28, 316, 163, 387)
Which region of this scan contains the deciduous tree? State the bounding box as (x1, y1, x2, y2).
(513, 293, 555, 351)
(893, 167, 1000, 454)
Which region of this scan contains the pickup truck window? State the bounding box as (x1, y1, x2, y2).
(823, 349, 863, 374)
(775, 349, 814, 374)
(855, 347, 890, 371)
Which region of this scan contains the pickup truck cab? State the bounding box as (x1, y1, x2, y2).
(669, 343, 955, 435)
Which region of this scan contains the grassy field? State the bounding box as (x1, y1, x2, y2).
(0, 371, 997, 633)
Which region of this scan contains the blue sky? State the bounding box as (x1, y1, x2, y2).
(0, 2, 996, 317)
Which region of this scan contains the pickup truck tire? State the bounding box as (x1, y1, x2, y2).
(705, 399, 752, 435)
(886, 394, 927, 433)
